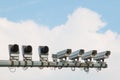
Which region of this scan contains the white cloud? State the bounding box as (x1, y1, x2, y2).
(0, 7, 119, 80)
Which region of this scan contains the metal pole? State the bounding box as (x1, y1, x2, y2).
(0, 60, 107, 68)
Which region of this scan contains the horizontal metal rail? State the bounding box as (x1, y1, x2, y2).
(0, 60, 107, 68)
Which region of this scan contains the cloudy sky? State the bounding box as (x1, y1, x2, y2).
(0, 0, 119, 80)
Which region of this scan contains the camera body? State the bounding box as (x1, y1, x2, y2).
(57, 49, 72, 60)
(38, 46, 49, 61)
(22, 45, 32, 61)
(81, 50, 97, 61)
(9, 44, 19, 61)
(69, 49, 84, 60)
(94, 51, 111, 61)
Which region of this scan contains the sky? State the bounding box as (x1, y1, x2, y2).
(0, 0, 120, 80)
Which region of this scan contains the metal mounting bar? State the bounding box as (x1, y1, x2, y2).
(0, 60, 107, 68)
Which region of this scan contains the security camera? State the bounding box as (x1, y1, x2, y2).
(9, 44, 19, 61)
(56, 49, 72, 60)
(81, 50, 97, 62)
(93, 51, 111, 62)
(69, 49, 84, 61)
(38, 46, 49, 61)
(22, 45, 32, 61)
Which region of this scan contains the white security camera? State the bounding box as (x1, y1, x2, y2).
(22, 45, 32, 61)
(38, 46, 49, 61)
(9, 44, 19, 61)
(56, 49, 72, 60)
(81, 50, 97, 61)
(69, 49, 84, 61)
(93, 51, 111, 62)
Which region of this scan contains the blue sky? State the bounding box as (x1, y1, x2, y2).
(0, 0, 119, 32)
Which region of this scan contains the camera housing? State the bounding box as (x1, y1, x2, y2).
(22, 45, 32, 61)
(93, 51, 111, 62)
(81, 50, 97, 61)
(69, 49, 84, 61)
(9, 44, 19, 61)
(38, 46, 49, 61)
(56, 49, 72, 60)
